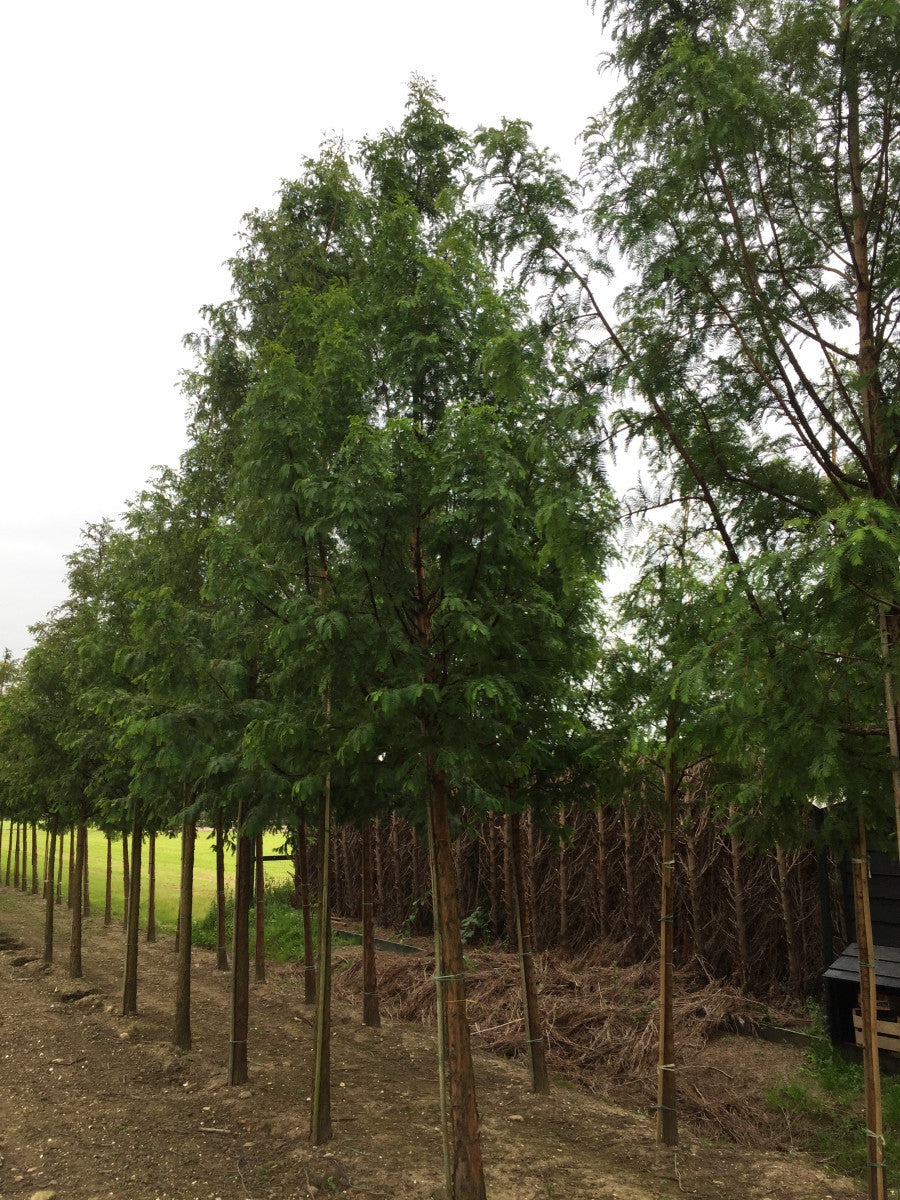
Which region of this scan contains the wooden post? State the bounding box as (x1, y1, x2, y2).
(852, 820, 887, 1200)
(361, 821, 380, 1028)
(508, 808, 549, 1094)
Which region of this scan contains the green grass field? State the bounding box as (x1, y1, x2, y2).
(72, 828, 295, 933)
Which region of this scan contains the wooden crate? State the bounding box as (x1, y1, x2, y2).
(852, 1009, 900, 1054)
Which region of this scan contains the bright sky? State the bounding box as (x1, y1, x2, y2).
(0, 0, 616, 658)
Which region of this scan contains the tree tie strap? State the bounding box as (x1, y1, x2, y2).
(658, 1063, 676, 1072)
(659, 915, 674, 923)
(518, 951, 534, 957)
(866, 1129, 885, 1144)
(526, 1036, 544, 1044)
(433, 973, 465, 982)
(652, 1104, 677, 1112)
(662, 860, 676, 867)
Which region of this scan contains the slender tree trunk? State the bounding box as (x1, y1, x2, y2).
(43, 815, 58, 966)
(32, 823, 40, 894)
(56, 829, 64, 903)
(215, 809, 229, 971)
(20, 823, 29, 892)
(728, 807, 751, 988)
(13, 822, 20, 889)
(557, 807, 568, 944)
(685, 817, 704, 964)
(122, 815, 143, 1016)
(104, 835, 113, 926)
(122, 833, 130, 931)
(298, 814, 316, 1004)
(852, 819, 887, 1200)
(596, 806, 609, 942)
(69, 815, 87, 979)
(0, 820, 4, 882)
(81, 826, 90, 913)
(146, 830, 157, 943)
(41, 826, 48, 897)
(255, 834, 266, 983)
(656, 766, 678, 1147)
(229, 799, 253, 1085)
(775, 844, 802, 995)
(427, 797, 453, 1200)
(310, 782, 333, 1143)
(173, 819, 196, 1051)
(374, 815, 384, 912)
(508, 808, 549, 1094)
(428, 768, 486, 1200)
(361, 821, 380, 1028)
(623, 806, 637, 937)
(67, 827, 75, 907)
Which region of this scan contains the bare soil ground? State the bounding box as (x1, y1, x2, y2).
(0, 887, 863, 1200)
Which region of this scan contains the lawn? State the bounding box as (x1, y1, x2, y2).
(74, 827, 295, 933)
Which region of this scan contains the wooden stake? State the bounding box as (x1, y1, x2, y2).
(852, 820, 887, 1200)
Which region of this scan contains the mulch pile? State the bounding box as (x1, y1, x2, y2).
(333, 941, 804, 1146)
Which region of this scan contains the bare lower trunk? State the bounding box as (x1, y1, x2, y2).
(122, 833, 130, 931)
(31, 825, 39, 896)
(122, 816, 143, 1016)
(310, 781, 333, 1144)
(104, 835, 113, 925)
(146, 831, 157, 943)
(255, 835, 266, 983)
(229, 799, 253, 1085)
(173, 819, 196, 1051)
(297, 814, 316, 1004)
(69, 815, 86, 979)
(656, 768, 678, 1147)
(595, 806, 609, 941)
(361, 821, 380, 1028)
(728, 807, 751, 988)
(509, 808, 549, 1094)
(775, 844, 802, 995)
(43, 816, 58, 967)
(428, 769, 486, 1200)
(215, 809, 229, 971)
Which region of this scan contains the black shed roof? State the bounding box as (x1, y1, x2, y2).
(824, 943, 900, 991)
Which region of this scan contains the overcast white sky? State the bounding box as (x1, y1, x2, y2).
(0, 0, 616, 658)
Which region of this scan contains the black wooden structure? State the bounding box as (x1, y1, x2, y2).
(823, 852, 900, 1047)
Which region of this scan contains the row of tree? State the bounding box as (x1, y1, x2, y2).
(2, 2, 899, 1194)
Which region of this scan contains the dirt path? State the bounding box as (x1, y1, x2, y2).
(0, 887, 860, 1200)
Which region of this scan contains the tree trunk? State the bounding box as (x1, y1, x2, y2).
(146, 830, 157, 943)
(122, 815, 143, 1016)
(361, 821, 380, 1028)
(508, 809, 549, 1094)
(428, 768, 486, 1200)
(69, 814, 86, 979)
(3, 819, 11, 885)
(122, 833, 130, 930)
(0, 820, 4, 882)
(297, 814, 316, 1004)
(229, 799, 253, 1085)
(728, 807, 751, 988)
(81, 826, 90, 913)
(174, 819, 196, 1051)
(557, 807, 568, 944)
(656, 767, 678, 1147)
(56, 829, 64, 903)
(623, 806, 637, 937)
(685, 816, 704, 964)
(310, 781, 333, 1144)
(104, 835, 113, 926)
(255, 834, 266, 983)
(31, 824, 39, 895)
(775, 844, 802, 995)
(43, 815, 58, 967)
(595, 806, 609, 942)
(67, 827, 75, 907)
(13, 822, 20, 888)
(374, 815, 384, 912)
(215, 809, 229, 972)
(852, 819, 887, 1200)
